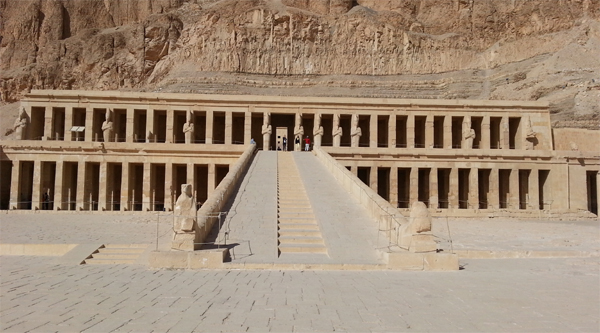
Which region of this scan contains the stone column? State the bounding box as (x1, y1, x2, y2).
(429, 167, 438, 209)
(31, 160, 41, 210)
(208, 164, 216, 198)
(333, 114, 342, 148)
(76, 161, 86, 210)
(409, 167, 418, 206)
(98, 162, 108, 211)
(65, 108, 73, 142)
(407, 115, 415, 149)
(462, 115, 472, 150)
(443, 116, 452, 149)
(166, 109, 174, 143)
(54, 161, 64, 210)
(244, 111, 252, 145)
(146, 108, 155, 142)
(489, 168, 499, 210)
(43, 107, 52, 140)
(509, 168, 520, 209)
(84, 109, 94, 142)
(9, 161, 20, 210)
(120, 162, 129, 211)
(164, 163, 173, 211)
(449, 168, 458, 209)
(369, 166, 378, 194)
(500, 116, 509, 149)
(529, 168, 539, 210)
(206, 109, 214, 144)
(390, 166, 398, 207)
(187, 163, 195, 187)
(425, 115, 434, 149)
(388, 114, 396, 148)
(481, 116, 491, 150)
(468, 167, 478, 209)
(142, 163, 151, 211)
(370, 115, 377, 148)
(126, 108, 134, 143)
(313, 113, 323, 148)
(351, 165, 357, 176)
(262, 112, 271, 151)
(225, 111, 233, 145)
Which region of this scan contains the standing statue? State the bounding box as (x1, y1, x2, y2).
(313, 113, 324, 148)
(261, 112, 272, 151)
(350, 114, 362, 148)
(13, 107, 29, 140)
(183, 110, 195, 144)
(101, 109, 114, 142)
(524, 116, 537, 150)
(173, 184, 196, 233)
(293, 112, 304, 151)
(332, 113, 343, 147)
(463, 121, 476, 149)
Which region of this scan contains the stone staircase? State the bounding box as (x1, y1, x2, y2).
(277, 152, 327, 255)
(82, 244, 148, 265)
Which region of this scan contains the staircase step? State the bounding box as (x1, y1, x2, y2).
(278, 230, 322, 237)
(278, 237, 325, 245)
(278, 212, 315, 218)
(278, 223, 319, 230)
(84, 258, 137, 265)
(103, 244, 148, 249)
(278, 244, 328, 254)
(98, 248, 146, 254)
(91, 253, 140, 260)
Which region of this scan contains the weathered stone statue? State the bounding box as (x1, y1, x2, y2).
(174, 184, 196, 232)
(172, 184, 197, 251)
(398, 201, 436, 253)
(350, 113, 361, 148)
(463, 122, 476, 149)
(524, 116, 537, 150)
(294, 112, 304, 151)
(101, 109, 114, 142)
(332, 113, 343, 147)
(313, 113, 324, 148)
(13, 107, 28, 140)
(261, 112, 272, 151)
(183, 110, 194, 144)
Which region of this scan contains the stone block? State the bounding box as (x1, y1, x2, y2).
(423, 253, 459, 271)
(188, 249, 227, 269)
(387, 252, 459, 271)
(148, 251, 189, 269)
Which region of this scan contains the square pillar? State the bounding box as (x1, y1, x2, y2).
(166, 109, 174, 143)
(425, 115, 434, 149)
(409, 167, 418, 206)
(468, 167, 478, 209)
(9, 161, 21, 210)
(369, 115, 377, 148)
(120, 162, 129, 211)
(126, 108, 134, 143)
(529, 168, 539, 210)
(481, 116, 491, 150)
(142, 163, 151, 211)
(84, 109, 94, 142)
(244, 111, 252, 144)
(225, 111, 233, 145)
(164, 163, 173, 211)
(390, 166, 398, 207)
(443, 116, 452, 149)
(208, 164, 216, 197)
(449, 168, 459, 209)
(509, 169, 520, 209)
(407, 116, 415, 149)
(187, 163, 195, 187)
(31, 160, 42, 210)
(351, 165, 357, 176)
(489, 168, 499, 210)
(388, 114, 396, 148)
(500, 116, 509, 149)
(429, 167, 438, 209)
(54, 161, 64, 210)
(76, 161, 86, 211)
(43, 107, 52, 140)
(146, 109, 155, 142)
(462, 115, 471, 150)
(369, 166, 378, 193)
(64, 108, 73, 142)
(205, 110, 214, 144)
(98, 162, 108, 211)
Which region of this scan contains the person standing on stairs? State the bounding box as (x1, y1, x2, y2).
(295, 136, 300, 151)
(304, 136, 311, 151)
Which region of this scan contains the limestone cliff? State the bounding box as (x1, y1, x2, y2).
(1, 0, 599, 129)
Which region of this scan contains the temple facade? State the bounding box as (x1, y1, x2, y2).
(0, 90, 598, 217)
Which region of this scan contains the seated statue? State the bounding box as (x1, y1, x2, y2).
(174, 184, 196, 232)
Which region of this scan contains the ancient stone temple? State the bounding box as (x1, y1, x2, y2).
(0, 90, 598, 218)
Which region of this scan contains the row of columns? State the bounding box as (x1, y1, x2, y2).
(8, 160, 222, 211)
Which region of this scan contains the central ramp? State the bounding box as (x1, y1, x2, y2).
(218, 150, 387, 267)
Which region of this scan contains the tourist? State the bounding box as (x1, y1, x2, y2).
(295, 136, 300, 151)
(282, 136, 287, 151)
(304, 136, 311, 151)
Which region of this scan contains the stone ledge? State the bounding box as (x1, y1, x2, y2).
(385, 252, 460, 271)
(454, 250, 600, 259)
(148, 249, 229, 269)
(0, 243, 79, 256)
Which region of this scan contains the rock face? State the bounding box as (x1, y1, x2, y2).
(1, 0, 599, 128)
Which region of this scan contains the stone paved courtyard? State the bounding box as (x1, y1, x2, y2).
(1, 213, 599, 332)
